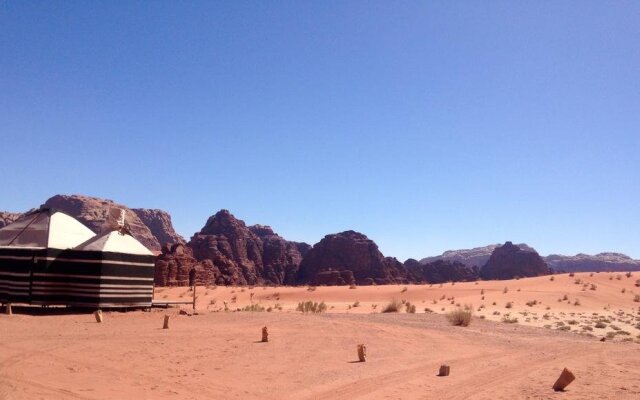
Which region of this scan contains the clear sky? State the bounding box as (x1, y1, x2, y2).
(1, 1, 639, 261)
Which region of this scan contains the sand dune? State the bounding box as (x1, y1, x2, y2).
(2, 273, 640, 399)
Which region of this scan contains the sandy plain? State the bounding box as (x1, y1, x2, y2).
(2, 272, 640, 399)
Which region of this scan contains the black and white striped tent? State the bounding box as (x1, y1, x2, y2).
(0, 208, 155, 308)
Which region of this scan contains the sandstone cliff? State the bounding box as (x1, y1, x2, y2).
(480, 241, 551, 280)
(296, 230, 410, 285)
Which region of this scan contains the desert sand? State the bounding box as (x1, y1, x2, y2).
(2, 272, 640, 399)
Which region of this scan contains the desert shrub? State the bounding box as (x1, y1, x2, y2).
(562, 294, 569, 301)
(567, 320, 578, 325)
(503, 287, 508, 294)
(296, 300, 327, 313)
(381, 299, 402, 313)
(550, 275, 555, 281)
(574, 299, 581, 306)
(595, 321, 607, 329)
(635, 279, 640, 287)
(526, 300, 538, 307)
(502, 314, 518, 323)
(634, 295, 640, 303)
(307, 286, 317, 291)
(353, 300, 360, 307)
(626, 272, 633, 278)
(480, 289, 484, 295)
(590, 284, 597, 291)
(401, 286, 408, 293)
(241, 304, 265, 312)
(424, 307, 433, 313)
(349, 284, 357, 289)
(505, 302, 513, 309)
(405, 302, 416, 313)
(569, 272, 575, 277)
(447, 307, 472, 327)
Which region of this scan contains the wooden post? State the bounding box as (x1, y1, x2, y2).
(357, 344, 367, 362)
(94, 310, 103, 323)
(163, 315, 170, 329)
(552, 368, 575, 391)
(438, 365, 450, 376)
(192, 285, 197, 311)
(5, 303, 12, 316)
(262, 326, 269, 342)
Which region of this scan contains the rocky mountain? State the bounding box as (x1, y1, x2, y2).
(480, 241, 551, 280)
(186, 210, 309, 286)
(420, 243, 535, 268)
(0, 212, 23, 229)
(405, 258, 479, 283)
(1, 195, 185, 252)
(155, 243, 220, 286)
(296, 230, 410, 285)
(545, 253, 640, 273)
(132, 208, 185, 246)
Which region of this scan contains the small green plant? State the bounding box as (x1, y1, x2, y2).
(240, 304, 265, 312)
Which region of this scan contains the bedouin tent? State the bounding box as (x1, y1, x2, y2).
(0, 208, 96, 304)
(64, 228, 156, 307)
(0, 208, 156, 308)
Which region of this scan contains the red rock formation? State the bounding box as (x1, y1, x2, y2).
(0, 212, 23, 229)
(132, 208, 185, 246)
(186, 210, 309, 286)
(154, 243, 220, 286)
(545, 253, 640, 273)
(480, 241, 551, 280)
(42, 194, 176, 251)
(405, 258, 479, 283)
(297, 231, 411, 285)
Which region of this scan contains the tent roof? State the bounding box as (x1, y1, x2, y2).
(75, 230, 153, 256)
(0, 209, 96, 250)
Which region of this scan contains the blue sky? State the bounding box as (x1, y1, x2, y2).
(1, 1, 638, 260)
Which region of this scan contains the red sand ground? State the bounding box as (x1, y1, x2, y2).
(2, 273, 640, 399)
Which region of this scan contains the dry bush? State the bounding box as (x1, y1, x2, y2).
(349, 284, 357, 289)
(505, 302, 513, 309)
(550, 275, 555, 281)
(382, 299, 402, 313)
(240, 304, 265, 312)
(526, 300, 538, 307)
(352, 300, 360, 307)
(503, 287, 508, 294)
(634, 295, 640, 303)
(626, 272, 633, 278)
(401, 286, 408, 293)
(307, 286, 317, 292)
(502, 314, 518, 323)
(405, 302, 416, 313)
(447, 307, 472, 327)
(296, 300, 327, 313)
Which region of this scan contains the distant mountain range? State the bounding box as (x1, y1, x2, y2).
(2, 194, 639, 287)
(420, 244, 640, 273)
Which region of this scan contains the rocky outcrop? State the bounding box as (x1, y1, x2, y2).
(297, 230, 410, 285)
(420, 243, 535, 268)
(132, 208, 185, 246)
(42, 194, 180, 251)
(185, 210, 309, 286)
(545, 253, 640, 273)
(312, 270, 356, 286)
(0, 212, 23, 229)
(405, 258, 479, 283)
(155, 243, 221, 286)
(480, 241, 551, 280)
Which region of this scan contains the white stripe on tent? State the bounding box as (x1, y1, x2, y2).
(0, 255, 35, 261)
(0, 280, 30, 286)
(32, 273, 154, 281)
(30, 291, 152, 298)
(36, 257, 155, 267)
(0, 272, 31, 277)
(0, 284, 29, 291)
(32, 287, 152, 294)
(32, 301, 152, 307)
(0, 289, 30, 295)
(33, 281, 153, 289)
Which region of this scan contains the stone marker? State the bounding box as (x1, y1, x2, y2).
(552, 368, 575, 391)
(357, 344, 367, 362)
(5, 303, 12, 316)
(94, 310, 103, 323)
(438, 365, 450, 376)
(163, 315, 170, 329)
(262, 326, 269, 342)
